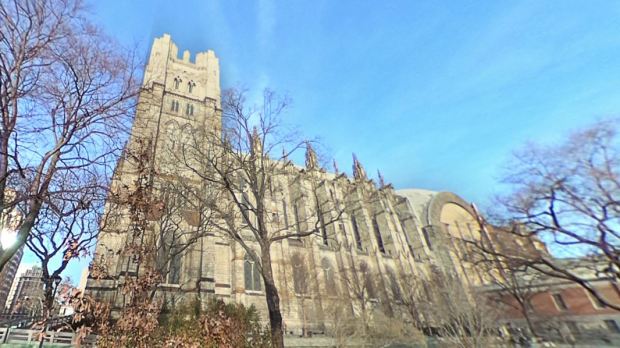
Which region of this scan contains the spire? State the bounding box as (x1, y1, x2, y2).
(333, 159, 339, 175)
(251, 126, 262, 154)
(305, 142, 319, 170)
(282, 148, 288, 162)
(378, 170, 386, 188)
(352, 153, 367, 181)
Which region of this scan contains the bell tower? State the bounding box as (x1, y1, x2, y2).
(86, 35, 222, 308)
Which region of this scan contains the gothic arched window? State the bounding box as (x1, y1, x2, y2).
(168, 247, 182, 284)
(158, 232, 182, 285)
(291, 253, 308, 295)
(386, 268, 402, 302)
(372, 217, 386, 254)
(188, 81, 195, 94)
(321, 258, 338, 295)
(359, 262, 376, 300)
(174, 77, 181, 90)
(244, 254, 262, 291)
(351, 215, 363, 251)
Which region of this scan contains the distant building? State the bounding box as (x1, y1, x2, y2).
(0, 246, 23, 311)
(9, 266, 45, 316)
(0, 189, 24, 311)
(485, 258, 620, 345)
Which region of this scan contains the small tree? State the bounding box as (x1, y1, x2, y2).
(403, 267, 500, 348)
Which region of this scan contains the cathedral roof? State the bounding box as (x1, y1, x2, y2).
(395, 188, 437, 223)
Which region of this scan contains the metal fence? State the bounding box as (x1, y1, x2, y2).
(0, 327, 97, 347)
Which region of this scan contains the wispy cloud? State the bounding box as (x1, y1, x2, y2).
(257, 0, 276, 53)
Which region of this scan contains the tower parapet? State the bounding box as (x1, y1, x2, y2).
(143, 34, 220, 106)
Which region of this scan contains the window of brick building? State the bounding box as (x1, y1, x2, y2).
(587, 291, 607, 309)
(552, 293, 568, 311)
(605, 320, 620, 333)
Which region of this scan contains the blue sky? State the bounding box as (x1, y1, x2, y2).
(21, 1, 620, 281)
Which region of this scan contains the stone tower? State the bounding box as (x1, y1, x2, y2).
(87, 34, 222, 308)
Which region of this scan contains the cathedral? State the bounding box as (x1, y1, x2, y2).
(86, 34, 505, 335)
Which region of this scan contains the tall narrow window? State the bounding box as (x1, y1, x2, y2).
(317, 202, 328, 246)
(372, 217, 386, 254)
(387, 268, 402, 301)
(321, 258, 338, 295)
(292, 253, 308, 295)
(351, 216, 363, 251)
(188, 81, 195, 93)
(422, 226, 433, 250)
(359, 262, 376, 299)
(293, 202, 302, 235)
(167, 246, 182, 284)
(244, 254, 262, 291)
(282, 200, 289, 227)
(186, 103, 190, 116)
(170, 100, 175, 111)
(174, 77, 181, 89)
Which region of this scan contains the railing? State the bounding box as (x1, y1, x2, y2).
(0, 314, 72, 330)
(0, 327, 97, 346)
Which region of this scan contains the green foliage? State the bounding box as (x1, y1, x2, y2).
(158, 297, 271, 348)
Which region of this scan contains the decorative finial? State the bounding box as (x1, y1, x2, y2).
(251, 126, 261, 154)
(378, 170, 386, 188)
(305, 142, 319, 170)
(352, 153, 367, 181)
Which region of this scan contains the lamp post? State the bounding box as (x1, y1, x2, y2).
(38, 275, 62, 348)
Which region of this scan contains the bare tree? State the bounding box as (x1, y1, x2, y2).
(26, 174, 103, 332)
(0, 0, 139, 271)
(479, 120, 620, 310)
(413, 267, 500, 348)
(179, 88, 348, 347)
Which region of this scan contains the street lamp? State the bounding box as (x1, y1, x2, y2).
(38, 275, 63, 348)
(0, 227, 16, 249)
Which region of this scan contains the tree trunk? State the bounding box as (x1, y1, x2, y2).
(261, 248, 284, 348)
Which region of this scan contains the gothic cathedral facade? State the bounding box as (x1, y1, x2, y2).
(87, 34, 493, 335)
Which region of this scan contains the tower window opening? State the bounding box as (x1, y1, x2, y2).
(372, 217, 386, 254)
(186, 103, 194, 116)
(188, 81, 195, 94)
(171, 100, 179, 113)
(351, 215, 363, 251)
(174, 77, 181, 90)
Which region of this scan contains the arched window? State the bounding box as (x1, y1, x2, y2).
(244, 254, 262, 291)
(386, 268, 402, 301)
(164, 122, 178, 151)
(170, 100, 179, 113)
(321, 258, 338, 295)
(351, 215, 363, 250)
(174, 77, 181, 90)
(168, 247, 182, 284)
(282, 200, 289, 226)
(159, 232, 182, 284)
(291, 253, 308, 295)
(188, 81, 195, 93)
(293, 202, 302, 235)
(359, 262, 376, 299)
(189, 104, 194, 116)
(372, 217, 386, 254)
